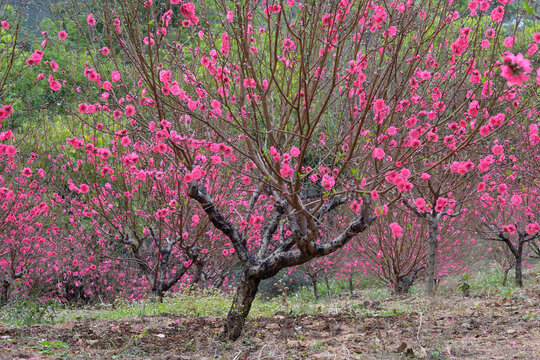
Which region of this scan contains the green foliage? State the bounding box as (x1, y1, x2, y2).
(497, 286, 521, 301)
(32, 338, 69, 355)
(1, 298, 59, 326)
(522, 0, 536, 16)
(457, 273, 471, 296)
(55, 289, 292, 321)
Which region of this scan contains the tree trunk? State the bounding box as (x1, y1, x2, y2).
(311, 276, 319, 300)
(502, 267, 511, 286)
(396, 276, 414, 295)
(397, 266, 423, 295)
(398, 277, 412, 295)
(393, 277, 401, 295)
(514, 256, 523, 287)
(530, 241, 540, 258)
(156, 289, 164, 302)
(324, 276, 331, 299)
(349, 277, 354, 296)
(425, 220, 439, 297)
(1, 279, 10, 306)
(192, 259, 204, 285)
(221, 275, 260, 341)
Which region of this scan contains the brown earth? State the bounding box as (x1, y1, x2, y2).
(1, 292, 539, 360)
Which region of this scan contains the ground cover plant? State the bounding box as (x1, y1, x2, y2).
(0, 0, 539, 357)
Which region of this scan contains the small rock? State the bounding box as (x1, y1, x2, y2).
(396, 342, 408, 353)
(313, 352, 337, 359)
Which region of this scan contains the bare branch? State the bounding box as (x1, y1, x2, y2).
(258, 199, 286, 260)
(187, 182, 252, 266)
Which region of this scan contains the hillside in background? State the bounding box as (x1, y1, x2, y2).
(7, 0, 61, 28)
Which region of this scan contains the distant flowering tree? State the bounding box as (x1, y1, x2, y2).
(401, 176, 472, 296)
(0, 160, 51, 304)
(57, 138, 218, 300)
(56, 0, 540, 339)
(476, 188, 539, 287)
(357, 208, 468, 295)
(485, 239, 517, 286)
(0, 1, 46, 305)
(468, 82, 540, 287)
(356, 210, 427, 295)
(299, 252, 338, 300)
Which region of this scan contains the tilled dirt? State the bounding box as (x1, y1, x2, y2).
(1, 294, 539, 359)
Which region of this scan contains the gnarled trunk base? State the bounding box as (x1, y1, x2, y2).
(221, 275, 260, 341)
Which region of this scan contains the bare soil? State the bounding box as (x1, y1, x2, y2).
(1, 291, 539, 359)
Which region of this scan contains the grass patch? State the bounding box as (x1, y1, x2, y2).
(0, 274, 395, 326)
(0, 297, 60, 326)
(2, 289, 324, 326)
(5, 264, 536, 327)
(289, 275, 386, 303)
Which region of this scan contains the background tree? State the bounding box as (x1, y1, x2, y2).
(475, 184, 540, 287)
(356, 209, 427, 295)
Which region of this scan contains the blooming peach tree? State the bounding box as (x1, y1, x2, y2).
(356, 210, 428, 295)
(53, 0, 540, 339)
(475, 186, 539, 287)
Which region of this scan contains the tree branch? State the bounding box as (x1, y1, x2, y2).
(314, 201, 375, 256)
(314, 195, 347, 220)
(187, 182, 252, 266)
(258, 199, 286, 260)
(523, 232, 540, 244)
(241, 183, 263, 239)
(402, 198, 426, 219)
(248, 198, 374, 279)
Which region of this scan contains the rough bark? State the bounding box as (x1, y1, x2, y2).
(221, 274, 260, 341)
(425, 219, 439, 297)
(191, 257, 204, 285)
(0, 272, 22, 306)
(502, 267, 511, 287)
(308, 274, 318, 300)
(1, 279, 10, 306)
(395, 266, 423, 295)
(514, 254, 523, 287)
(324, 276, 331, 299)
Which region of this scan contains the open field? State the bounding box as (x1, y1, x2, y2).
(1, 268, 539, 360)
